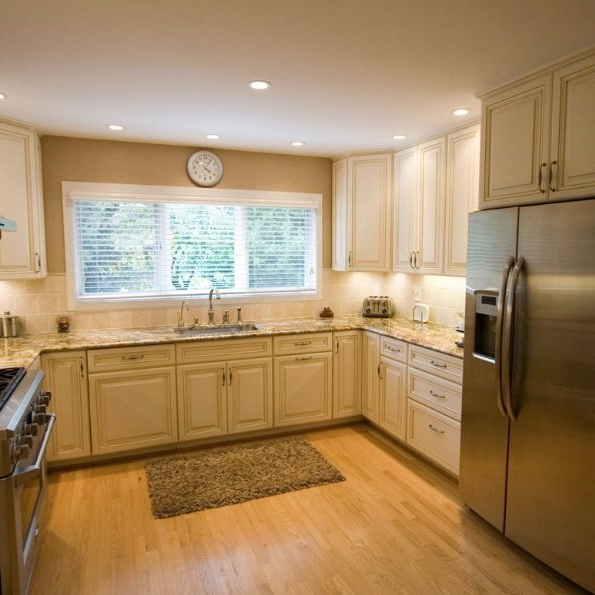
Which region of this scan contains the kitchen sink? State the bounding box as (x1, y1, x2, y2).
(174, 323, 259, 336)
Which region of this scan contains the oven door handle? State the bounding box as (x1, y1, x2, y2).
(14, 414, 56, 488)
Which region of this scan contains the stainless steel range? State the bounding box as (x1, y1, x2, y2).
(0, 367, 54, 595)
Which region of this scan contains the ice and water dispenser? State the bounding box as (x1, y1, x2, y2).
(473, 291, 499, 361)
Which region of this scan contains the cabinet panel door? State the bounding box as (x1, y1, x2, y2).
(361, 332, 380, 422)
(332, 158, 350, 271)
(480, 75, 551, 208)
(333, 331, 362, 418)
(89, 367, 177, 454)
(418, 138, 445, 274)
(177, 363, 227, 440)
(227, 358, 273, 434)
(274, 353, 332, 427)
(393, 147, 419, 272)
(551, 55, 595, 198)
(43, 351, 91, 462)
(379, 358, 407, 441)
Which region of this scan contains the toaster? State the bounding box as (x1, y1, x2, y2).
(362, 296, 394, 318)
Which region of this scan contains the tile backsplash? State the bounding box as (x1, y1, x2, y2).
(0, 270, 466, 334)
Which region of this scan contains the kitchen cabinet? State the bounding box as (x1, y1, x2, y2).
(273, 332, 333, 427)
(0, 119, 46, 278)
(332, 153, 392, 271)
(480, 49, 595, 208)
(361, 331, 380, 422)
(42, 351, 91, 462)
(444, 125, 480, 276)
(176, 337, 273, 440)
(406, 345, 463, 475)
(332, 330, 362, 418)
(393, 138, 445, 274)
(87, 345, 177, 455)
(378, 336, 407, 441)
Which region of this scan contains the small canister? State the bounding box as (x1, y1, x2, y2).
(1, 311, 19, 338)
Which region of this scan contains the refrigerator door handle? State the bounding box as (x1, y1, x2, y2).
(502, 257, 525, 421)
(495, 256, 516, 417)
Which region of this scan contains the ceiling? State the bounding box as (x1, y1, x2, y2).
(1, 0, 595, 158)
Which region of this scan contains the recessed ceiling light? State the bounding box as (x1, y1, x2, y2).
(248, 80, 272, 90)
(452, 108, 470, 116)
(392, 134, 407, 140)
(0, 93, 6, 100)
(291, 141, 305, 147)
(107, 124, 124, 131)
(205, 134, 220, 140)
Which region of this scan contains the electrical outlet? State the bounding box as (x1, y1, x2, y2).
(413, 286, 421, 302)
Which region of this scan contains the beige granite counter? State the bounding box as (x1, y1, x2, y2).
(0, 315, 463, 369)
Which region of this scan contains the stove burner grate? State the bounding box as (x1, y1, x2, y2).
(0, 367, 27, 411)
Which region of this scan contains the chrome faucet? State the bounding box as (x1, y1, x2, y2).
(178, 300, 190, 327)
(208, 288, 220, 324)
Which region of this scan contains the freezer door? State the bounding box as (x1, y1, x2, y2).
(459, 207, 518, 531)
(505, 199, 595, 593)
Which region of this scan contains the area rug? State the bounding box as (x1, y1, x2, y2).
(145, 436, 345, 519)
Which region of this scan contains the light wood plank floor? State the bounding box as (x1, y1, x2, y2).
(31, 424, 585, 594)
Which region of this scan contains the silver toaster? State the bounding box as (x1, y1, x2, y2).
(362, 296, 394, 318)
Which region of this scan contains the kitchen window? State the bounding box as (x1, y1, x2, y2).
(62, 182, 322, 309)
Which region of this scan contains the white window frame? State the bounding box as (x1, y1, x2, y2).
(62, 181, 323, 310)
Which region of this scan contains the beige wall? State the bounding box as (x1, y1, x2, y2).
(41, 136, 332, 274)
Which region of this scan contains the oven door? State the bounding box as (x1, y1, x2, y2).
(0, 414, 55, 595)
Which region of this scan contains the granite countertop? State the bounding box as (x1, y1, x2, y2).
(0, 315, 463, 369)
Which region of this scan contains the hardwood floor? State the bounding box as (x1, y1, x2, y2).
(31, 424, 585, 594)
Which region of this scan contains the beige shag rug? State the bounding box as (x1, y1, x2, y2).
(145, 436, 345, 519)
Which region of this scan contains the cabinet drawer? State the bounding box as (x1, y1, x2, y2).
(273, 332, 332, 355)
(407, 399, 460, 476)
(408, 368, 462, 421)
(408, 345, 463, 384)
(380, 336, 408, 363)
(176, 337, 272, 364)
(87, 344, 175, 373)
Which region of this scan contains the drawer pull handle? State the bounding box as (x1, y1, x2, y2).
(122, 354, 144, 361)
(294, 341, 312, 346)
(428, 424, 445, 434)
(386, 346, 401, 353)
(429, 390, 446, 399)
(296, 356, 312, 361)
(430, 360, 447, 369)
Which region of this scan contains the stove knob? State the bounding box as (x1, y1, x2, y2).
(38, 391, 52, 406)
(24, 422, 39, 436)
(16, 444, 30, 460)
(31, 411, 46, 425)
(18, 435, 33, 449)
(34, 404, 47, 415)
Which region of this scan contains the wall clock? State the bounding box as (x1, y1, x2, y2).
(187, 150, 223, 187)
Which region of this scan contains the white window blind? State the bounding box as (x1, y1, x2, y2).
(62, 183, 321, 307)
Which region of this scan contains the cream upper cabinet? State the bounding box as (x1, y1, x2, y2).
(480, 49, 595, 208)
(393, 138, 446, 274)
(332, 330, 362, 418)
(332, 153, 391, 271)
(444, 125, 480, 276)
(0, 119, 46, 278)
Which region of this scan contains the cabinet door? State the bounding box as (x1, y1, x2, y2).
(42, 351, 91, 462)
(480, 75, 551, 208)
(177, 363, 227, 440)
(0, 121, 46, 278)
(227, 358, 273, 434)
(332, 158, 350, 271)
(332, 331, 362, 418)
(417, 137, 445, 274)
(89, 367, 177, 454)
(379, 357, 407, 441)
(550, 54, 595, 199)
(444, 125, 480, 276)
(349, 154, 391, 271)
(361, 331, 380, 422)
(274, 353, 332, 427)
(393, 147, 419, 272)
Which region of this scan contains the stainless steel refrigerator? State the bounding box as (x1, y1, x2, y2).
(459, 198, 595, 593)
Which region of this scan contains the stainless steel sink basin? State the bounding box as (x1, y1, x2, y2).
(175, 323, 258, 336)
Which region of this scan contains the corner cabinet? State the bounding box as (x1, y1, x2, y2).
(0, 119, 46, 278)
(332, 153, 392, 271)
(480, 50, 595, 208)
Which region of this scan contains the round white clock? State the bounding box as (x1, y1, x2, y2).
(187, 150, 223, 187)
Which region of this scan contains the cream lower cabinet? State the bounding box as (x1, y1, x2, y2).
(87, 345, 177, 455)
(273, 332, 333, 427)
(332, 330, 362, 418)
(361, 331, 380, 422)
(42, 350, 91, 462)
(176, 337, 273, 441)
(378, 337, 408, 441)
